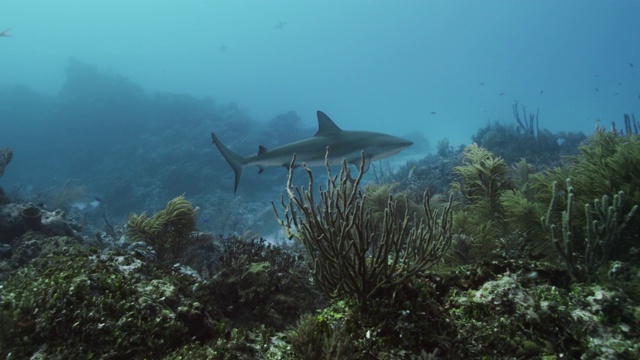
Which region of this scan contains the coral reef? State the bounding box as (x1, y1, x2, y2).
(0, 245, 220, 358)
(450, 263, 640, 358)
(472, 103, 585, 166)
(389, 139, 462, 202)
(1, 68, 639, 358)
(0, 203, 82, 248)
(206, 236, 317, 329)
(0, 155, 638, 359)
(442, 129, 640, 274)
(0, 205, 315, 359)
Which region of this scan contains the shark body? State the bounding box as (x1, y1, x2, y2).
(211, 110, 413, 193)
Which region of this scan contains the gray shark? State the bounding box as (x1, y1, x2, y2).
(211, 110, 413, 193)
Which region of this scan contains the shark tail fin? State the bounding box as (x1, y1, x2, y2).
(211, 132, 247, 194)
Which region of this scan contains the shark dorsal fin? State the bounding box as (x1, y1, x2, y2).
(258, 145, 268, 155)
(315, 111, 342, 136)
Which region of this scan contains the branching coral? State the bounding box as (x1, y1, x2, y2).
(532, 129, 640, 261)
(513, 102, 539, 139)
(542, 179, 638, 281)
(273, 149, 453, 307)
(0, 147, 12, 177)
(613, 113, 639, 135)
(126, 195, 203, 266)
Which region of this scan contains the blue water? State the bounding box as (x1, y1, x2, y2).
(1, 1, 639, 231)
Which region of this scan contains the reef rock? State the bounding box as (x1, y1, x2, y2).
(0, 203, 82, 244)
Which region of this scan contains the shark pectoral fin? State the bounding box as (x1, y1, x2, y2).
(258, 166, 265, 174)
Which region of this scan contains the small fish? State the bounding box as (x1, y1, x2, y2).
(430, 111, 436, 115)
(274, 21, 287, 30)
(0, 28, 10, 37)
(95, 196, 103, 202)
(220, 43, 227, 51)
(540, 90, 544, 94)
(479, 82, 485, 85)
(595, 87, 599, 92)
(498, 92, 505, 96)
(630, 62, 634, 68)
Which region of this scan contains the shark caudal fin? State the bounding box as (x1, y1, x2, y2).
(211, 132, 247, 193)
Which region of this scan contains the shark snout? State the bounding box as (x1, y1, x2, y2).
(394, 138, 413, 150)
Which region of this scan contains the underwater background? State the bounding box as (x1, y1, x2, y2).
(1, 1, 640, 359)
(1, 1, 639, 227)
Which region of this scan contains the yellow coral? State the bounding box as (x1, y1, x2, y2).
(126, 195, 198, 266)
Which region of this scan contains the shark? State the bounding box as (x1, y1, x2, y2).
(211, 110, 413, 193)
